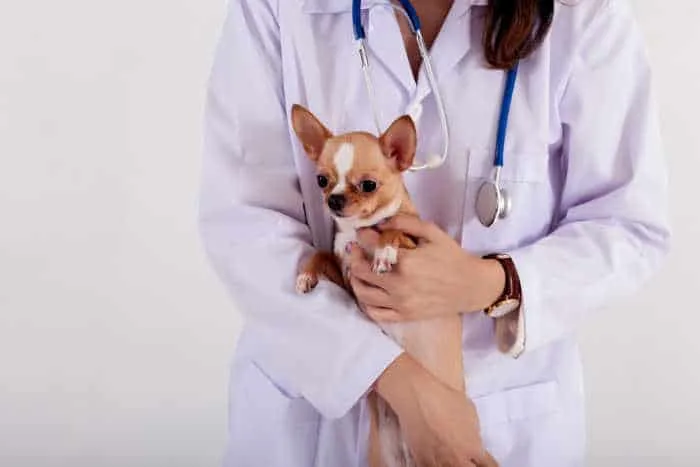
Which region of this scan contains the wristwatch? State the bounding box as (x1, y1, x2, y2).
(482, 253, 522, 318)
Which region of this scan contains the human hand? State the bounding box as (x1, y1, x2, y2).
(348, 215, 506, 322)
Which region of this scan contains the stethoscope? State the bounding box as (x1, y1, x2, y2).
(352, 0, 519, 228)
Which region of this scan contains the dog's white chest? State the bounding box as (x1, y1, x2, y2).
(331, 198, 403, 270)
(333, 229, 357, 275)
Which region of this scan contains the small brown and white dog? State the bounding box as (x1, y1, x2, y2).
(291, 104, 495, 467)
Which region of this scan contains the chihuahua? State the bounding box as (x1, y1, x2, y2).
(290, 105, 495, 467)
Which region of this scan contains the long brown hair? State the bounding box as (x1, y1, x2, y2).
(483, 0, 555, 69)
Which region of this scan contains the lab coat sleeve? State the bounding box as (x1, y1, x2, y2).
(499, 0, 671, 357)
(199, 0, 402, 418)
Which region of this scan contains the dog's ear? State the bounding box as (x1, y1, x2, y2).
(379, 115, 416, 172)
(291, 104, 333, 162)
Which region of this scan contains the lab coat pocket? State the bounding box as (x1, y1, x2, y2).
(461, 147, 553, 254)
(472, 380, 560, 429)
(225, 360, 320, 466)
(471, 380, 585, 466)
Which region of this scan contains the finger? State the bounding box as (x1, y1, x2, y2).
(379, 214, 443, 243)
(474, 451, 499, 467)
(356, 227, 381, 250)
(349, 276, 392, 308)
(363, 305, 402, 323)
(346, 242, 372, 279)
(346, 241, 373, 275)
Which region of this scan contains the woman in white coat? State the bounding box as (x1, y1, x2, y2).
(199, 0, 670, 465)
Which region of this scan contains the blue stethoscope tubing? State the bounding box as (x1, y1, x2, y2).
(478, 64, 518, 227)
(352, 0, 519, 226)
(353, 0, 448, 171)
(496, 64, 519, 168)
(353, 0, 421, 40)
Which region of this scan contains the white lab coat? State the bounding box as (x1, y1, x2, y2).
(199, 0, 670, 465)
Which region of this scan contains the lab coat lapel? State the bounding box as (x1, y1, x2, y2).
(301, 0, 415, 128)
(300, 0, 413, 96)
(413, 0, 476, 104)
(364, 4, 416, 99)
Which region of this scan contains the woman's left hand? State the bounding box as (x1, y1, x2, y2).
(348, 215, 506, 323)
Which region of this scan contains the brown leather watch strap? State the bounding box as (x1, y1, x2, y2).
(483, 253, 522, 316)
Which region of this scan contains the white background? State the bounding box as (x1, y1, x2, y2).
(0, 1, 697, 466)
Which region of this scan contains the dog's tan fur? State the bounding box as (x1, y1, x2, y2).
(291, 104, 497, 467)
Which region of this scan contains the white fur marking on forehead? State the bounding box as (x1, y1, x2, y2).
(331, 143, 355, 194)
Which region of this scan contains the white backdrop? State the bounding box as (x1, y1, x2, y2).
(0, 1, 697, 466)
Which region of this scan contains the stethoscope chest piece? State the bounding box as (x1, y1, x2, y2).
(474, 62, 520, 228)
(475, 179, 511, 228)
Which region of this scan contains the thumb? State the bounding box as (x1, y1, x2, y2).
(474, 451, 499, 467)
(379, 214, 444, 243)
(346, 240, 364, 261)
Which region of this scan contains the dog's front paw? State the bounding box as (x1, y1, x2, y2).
(296, 272, 318, 294)
(372, 246, 398, 274)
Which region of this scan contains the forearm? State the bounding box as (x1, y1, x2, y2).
(499, 217, 669, 355)
(201, 0, 403, 418)
(200, 200, 403, 418)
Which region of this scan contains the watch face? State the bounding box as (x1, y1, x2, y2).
(488, 299, 520, 318)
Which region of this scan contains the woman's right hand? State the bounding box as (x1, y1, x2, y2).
(375, 353, 497, 467)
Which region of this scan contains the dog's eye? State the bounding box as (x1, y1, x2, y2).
(317, 175, 329, 188)
(359, 180, 377, 193)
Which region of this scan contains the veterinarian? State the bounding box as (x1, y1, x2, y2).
(199, 0, 670, 465)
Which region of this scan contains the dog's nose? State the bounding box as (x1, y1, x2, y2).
(327, 194, 346, 212)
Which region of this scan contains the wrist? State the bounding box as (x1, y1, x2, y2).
(479, 258, 507, 309)
(482, 253, 522, 319)
(460, 256, 506, 313)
